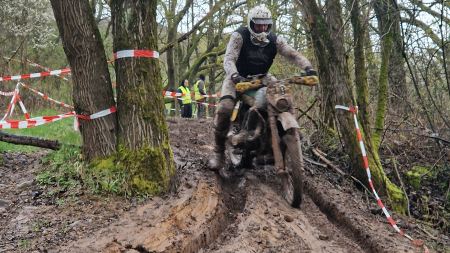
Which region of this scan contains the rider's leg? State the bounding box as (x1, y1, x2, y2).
(208, 78, 236, 170)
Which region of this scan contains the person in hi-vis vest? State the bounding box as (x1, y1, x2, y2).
(177, 79, 192, 118)
(194, 74, 207, 118)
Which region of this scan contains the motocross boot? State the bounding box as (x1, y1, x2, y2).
(208, 129, 227, 171)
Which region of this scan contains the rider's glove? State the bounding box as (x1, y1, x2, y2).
(304, 66, 318, 76)
(231, 72, 246, 84)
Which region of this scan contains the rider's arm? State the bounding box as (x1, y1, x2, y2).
(223, 32, 243, 78)
(276, 36, 313, 70)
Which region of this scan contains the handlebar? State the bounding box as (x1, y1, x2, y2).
(235, 75, 319, 93)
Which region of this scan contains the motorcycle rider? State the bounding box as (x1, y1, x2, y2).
(208, 4, 317, 170)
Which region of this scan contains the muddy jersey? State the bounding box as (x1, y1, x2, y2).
(223, 27, 312, 78)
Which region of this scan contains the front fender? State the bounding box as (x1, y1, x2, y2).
(277, 112, 300, 130)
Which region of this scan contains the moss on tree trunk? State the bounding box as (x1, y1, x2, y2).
(373, 32, 392, 149)
(116, 143, 174, 194)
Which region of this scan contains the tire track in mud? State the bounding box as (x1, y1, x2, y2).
(204, 171, 365, 253)
(301, 173, 419, 253)
(204, 166, 419, 253)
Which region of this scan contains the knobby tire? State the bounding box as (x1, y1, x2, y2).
(281, 129, 304, 208)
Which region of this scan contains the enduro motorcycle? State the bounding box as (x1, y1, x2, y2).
(222, 73, 318, 208)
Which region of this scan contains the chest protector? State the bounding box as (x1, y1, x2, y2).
(235, 27, 277, 78)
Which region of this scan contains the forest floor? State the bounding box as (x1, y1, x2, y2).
(0, 117, 448, 253)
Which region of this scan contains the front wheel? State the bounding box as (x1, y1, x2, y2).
(280, 129, 304, 208)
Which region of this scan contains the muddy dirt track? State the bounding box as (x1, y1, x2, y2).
(0, 118, 445, 252)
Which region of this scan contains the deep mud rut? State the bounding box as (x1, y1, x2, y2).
(0, 118, 444, 253)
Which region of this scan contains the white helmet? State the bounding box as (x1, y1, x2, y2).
(247, 5, 273, 47)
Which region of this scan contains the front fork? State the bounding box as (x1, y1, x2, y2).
(268, 105, 286, 174)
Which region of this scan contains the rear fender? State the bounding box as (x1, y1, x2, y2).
(277, 112, 299, 130)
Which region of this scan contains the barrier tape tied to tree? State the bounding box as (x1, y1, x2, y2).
(113, 49, 159, 60)
(335, 105, 429, 253)
(0, 106, 116, 130)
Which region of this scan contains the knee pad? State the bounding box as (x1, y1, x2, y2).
(216, 98, 234, 114)
(214, 98, 235, 132)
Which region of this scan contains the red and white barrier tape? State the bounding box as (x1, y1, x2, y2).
(163, 91, 182, 97)
(17, 96, 30, 119)
(192, 100, 217, 107)
(0, 111, 75, 129)
(0, 106, 116, 129)
(174, 98, 217, 107)
(73, 106, 116, 130)
(0, 68, 71, 82)
(335, 105, 428, 252)
(113, 50, 159, 60)
(200, 94, 219, 98)
(3, 56, 70, 81)
(163, 90, 219, 98)
(76, 106, 116, 120)
(0, 91, 15, 96)
(1, 83, 20, 121)
(26, 59, 70, 81)
(20, 83, 74, 109)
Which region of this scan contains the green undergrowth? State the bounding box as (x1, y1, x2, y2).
(37, 145, 84, 193)
(407, 164, 450, 234)
(37, 144, 172, 198)
(37, 145, 127, 197)
(0, 108, 81, 152)
(405, 165, 430, 190)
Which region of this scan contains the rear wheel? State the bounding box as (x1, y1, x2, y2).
(280, 129, 304, 208)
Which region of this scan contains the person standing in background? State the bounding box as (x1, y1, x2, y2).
(194, 74, 207, 118)
(178, 79, 192, 118)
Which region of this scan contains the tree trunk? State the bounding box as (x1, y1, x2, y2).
(166, 26, 178, 117)
(346, 0, 371, 135)
(167, 28, 177, 91)
(364, 26, 379, 99)
(297, 0, 335, 129)
(377, 0, 407, 110)
(207, 0, 217, 117)
(50, 0, 117, 162)
(0, 132, 61, 150)
(298, 0, 407, 213)
(112, 0, 175, 195)
(373, 0, 394, 149)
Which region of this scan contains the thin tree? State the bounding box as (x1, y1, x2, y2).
(346, 0, 371, 135)
(160, 0, 194, 91)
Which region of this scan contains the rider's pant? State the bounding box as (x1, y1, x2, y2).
(213, 97, 234, 153)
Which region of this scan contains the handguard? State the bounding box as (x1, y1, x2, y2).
(286, 75, 319, 86)
(235, 79, 263, 92)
